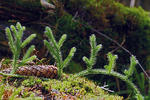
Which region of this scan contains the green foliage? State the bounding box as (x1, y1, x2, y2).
(136, 72, 145, 90)
(124, 55, 137, 77)
(54, 13, 88, 62)
(5, 22, 37, 74)
(134, 69, 150, 99)
(82, 34, 102, 70)
(75, 34, 143, 100)
(1, 21, 146, 99)
(44, 26, 76, 77)
(104, 52, 118, 73)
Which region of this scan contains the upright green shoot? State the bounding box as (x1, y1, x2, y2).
(5, 22, 37, 74)
(124, 55, 137, 78)
(104, 52, 118, 73)
(82, 34, 102, 70)
(44, 27, 76, 77)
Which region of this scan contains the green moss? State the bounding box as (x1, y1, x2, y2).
(42, 75, 123, 99)
(22, 77, 42, 87)
(1, 74, 123, 99)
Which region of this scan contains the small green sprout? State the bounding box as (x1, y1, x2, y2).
(124, 55, 137, 77)
(82, 34, 102, 70)
(104, 52, 118, 73)
(44, 27, 76, 77)
(5, 22, 36, 74)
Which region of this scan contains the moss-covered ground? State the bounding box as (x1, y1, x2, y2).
(0, 74, 123, 100)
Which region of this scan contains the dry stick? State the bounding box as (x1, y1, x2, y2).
(111, 35, 126, 91)
(110, 35, 126, 53)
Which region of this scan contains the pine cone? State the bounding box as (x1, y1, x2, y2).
(1, 65, 58, 78)
(15, 65, 58, 78)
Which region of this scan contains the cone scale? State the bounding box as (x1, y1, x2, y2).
(2, 65, 58, 78)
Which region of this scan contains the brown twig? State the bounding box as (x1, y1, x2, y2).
(110, 35, 126, 53)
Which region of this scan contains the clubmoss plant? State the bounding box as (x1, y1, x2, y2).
(5, 22, 37, 74)
(82, 34, 102, 70)
(44, 27, 76, 77)
(104, 52, 118, 74)
(124, 56, 137, 78)
(1, 23, 144, 99)
(74, 34, 143, 100)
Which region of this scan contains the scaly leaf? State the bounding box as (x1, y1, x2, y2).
(23, 45, 35, 60)
(5, 27, 15, 54)
(58, 34, 67, 49)
(19, 55, 37, 66)
(16, 22, 25, 38)
(45, 27, 58, 49)
(10, 25, 18, 40)
(62, 47, 76, 68)
(82, 56, 90, 68)
(21, 34, 36, 48)
(83, 34, 102, 69)
(44, 40, 57, 61)
(104, 52, 118, 73)
(124, 55, 137, 77)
